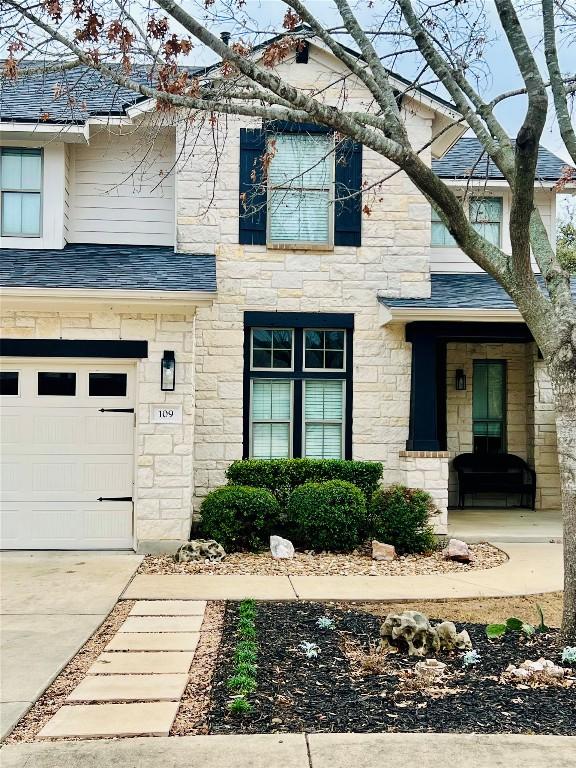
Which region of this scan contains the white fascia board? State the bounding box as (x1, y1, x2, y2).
(0, 122, 89, 142)
(440, 177, 573, 191)
(378, 304, 523, 326)
(0, 286, 216, 312)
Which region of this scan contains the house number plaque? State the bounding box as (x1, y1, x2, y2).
(151, 405, 183, 424)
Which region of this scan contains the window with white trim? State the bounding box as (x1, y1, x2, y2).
(267, 133, 333, 247)
(430, 206, 457, 247)
(245, 315, 353, 460)
(1, 148, 42, 237)
(469, 197, 503, 246)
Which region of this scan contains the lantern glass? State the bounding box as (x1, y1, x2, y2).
(455, 368, 467, 391)
(161, 351, 176, 391)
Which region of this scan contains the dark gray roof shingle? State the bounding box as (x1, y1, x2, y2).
(0, 244, 216, 292)
(380, 273, 576, 310)
(432, 136, 570, 181)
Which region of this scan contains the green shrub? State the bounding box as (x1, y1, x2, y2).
(199, 485, 281, 552)
(288, 479, 367, 552)
(226, 458, 382, 508)
(368, 485, 436, 554)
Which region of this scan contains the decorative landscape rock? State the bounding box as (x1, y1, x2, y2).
(442, 538, 473, 563)
(270, 535, 295, 559)
(502, 658, 569, 686)
(371, 540, 396, 561)
(175, 540, 226, 563)
(380, 610, 472, 656)
(414, 658, 447, 679)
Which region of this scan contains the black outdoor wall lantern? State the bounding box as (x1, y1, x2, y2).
(455, 368, 467, 391)
(161, 350, 176, 391)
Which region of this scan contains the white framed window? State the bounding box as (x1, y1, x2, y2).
(304, 379, 344, 459)
(1, 148, 42, 237)
(250, 379, 293, 459)
(430, 206, 457, 247)
(251, 328, 293, 370)
(304, 329, 345, 371)
(267, 133, 333, 247)
(469, 197, 503, 246)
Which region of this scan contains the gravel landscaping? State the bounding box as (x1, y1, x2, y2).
(5, 600, 135, 743)
(139, 543, 506, 576)
(208, 602, 575, 736)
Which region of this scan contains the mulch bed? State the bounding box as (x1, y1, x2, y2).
(208, 602, 575, 736)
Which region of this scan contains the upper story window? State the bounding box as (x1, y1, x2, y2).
(1, 148, 42, 237)
(267, 133, 333, 247)
(469, 197, 502, 246)
(431, 196, 503, 248)
(239, 126, 362, 248)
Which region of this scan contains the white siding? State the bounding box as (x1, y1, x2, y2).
(430, 188, 556, 273)
(68, 127, 175, 246)
(64, 143, 71, 242)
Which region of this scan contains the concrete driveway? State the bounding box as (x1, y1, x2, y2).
(0, 551, 142, 741)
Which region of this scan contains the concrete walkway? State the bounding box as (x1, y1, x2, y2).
(122, 543, 563, 602)
(1, 732, 573, 767)
(0, 552, 142, 741)
(449, 509, 562, 543)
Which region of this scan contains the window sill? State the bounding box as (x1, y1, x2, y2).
(267, 242, 334, 252)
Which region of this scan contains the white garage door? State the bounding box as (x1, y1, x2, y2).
(0, 361, 135, 549)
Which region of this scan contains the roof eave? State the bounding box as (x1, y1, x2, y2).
(0, 285, 217, 311)
(378, 303, 523, 325)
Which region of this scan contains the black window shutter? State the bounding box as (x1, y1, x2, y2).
(334, 140, 362, 246)
(239, 128, 267, 245)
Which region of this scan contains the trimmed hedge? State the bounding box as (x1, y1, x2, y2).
(199, 485, 281, 552)
(288, 480, 367, 552)
(226, 459, 383, 507)
(368, 485, 437, 554)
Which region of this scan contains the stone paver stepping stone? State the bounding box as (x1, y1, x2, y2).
(106, 632, 199, 652)
(120, 616, 203, 633)
(67, 674, 189, 702)
(130, 600, 207, 616)
(37, 702, 179, 739)
(88, 652, 194, 675)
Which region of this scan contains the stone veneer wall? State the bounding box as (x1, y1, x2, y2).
(179, 104, 434, 513)
(0, 309, 196, 548)
(532, 352, 562, 510)
(399, 451, 450, 533)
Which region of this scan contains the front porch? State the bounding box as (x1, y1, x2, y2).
(380, 277, 565, 535)
(448, 508, 562, 543)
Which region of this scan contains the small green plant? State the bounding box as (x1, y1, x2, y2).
(227, 673, 257, 695)
(227, 600, 258, 715)
(300, 641, 321, 658)
(228, 696, 253, 715)
(316, 616, 335, 630)
(561, 646, 576, 664)
(536, 604, 549, 632)
(486, 616, 536, 639)
(462, 650, 481, 666)
(234, 641, 258, 664)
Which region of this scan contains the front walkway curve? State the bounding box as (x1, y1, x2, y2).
(122, 543, 562, 602)
(0, 552, 142, 741)
(0, 732, 573, 768)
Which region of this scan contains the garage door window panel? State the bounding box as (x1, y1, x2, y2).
(38, 372, 76, 396)
(0, 371, 19, 396)
(89, 372, 127, 397)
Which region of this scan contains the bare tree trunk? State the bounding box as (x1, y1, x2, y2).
(549, 358, 576, 642)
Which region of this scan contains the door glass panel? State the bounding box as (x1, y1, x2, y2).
(472, 360, 506, 454)
(0, 371, 18, 395)
(38, 372, 76, 396)
(89, 372, 127, 397)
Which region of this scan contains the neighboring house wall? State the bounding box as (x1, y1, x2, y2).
(0, 140, 66, 250)
(67, 126, 176, 246)
(430, 188, 556, 273)
(0, 306, 197, 548)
